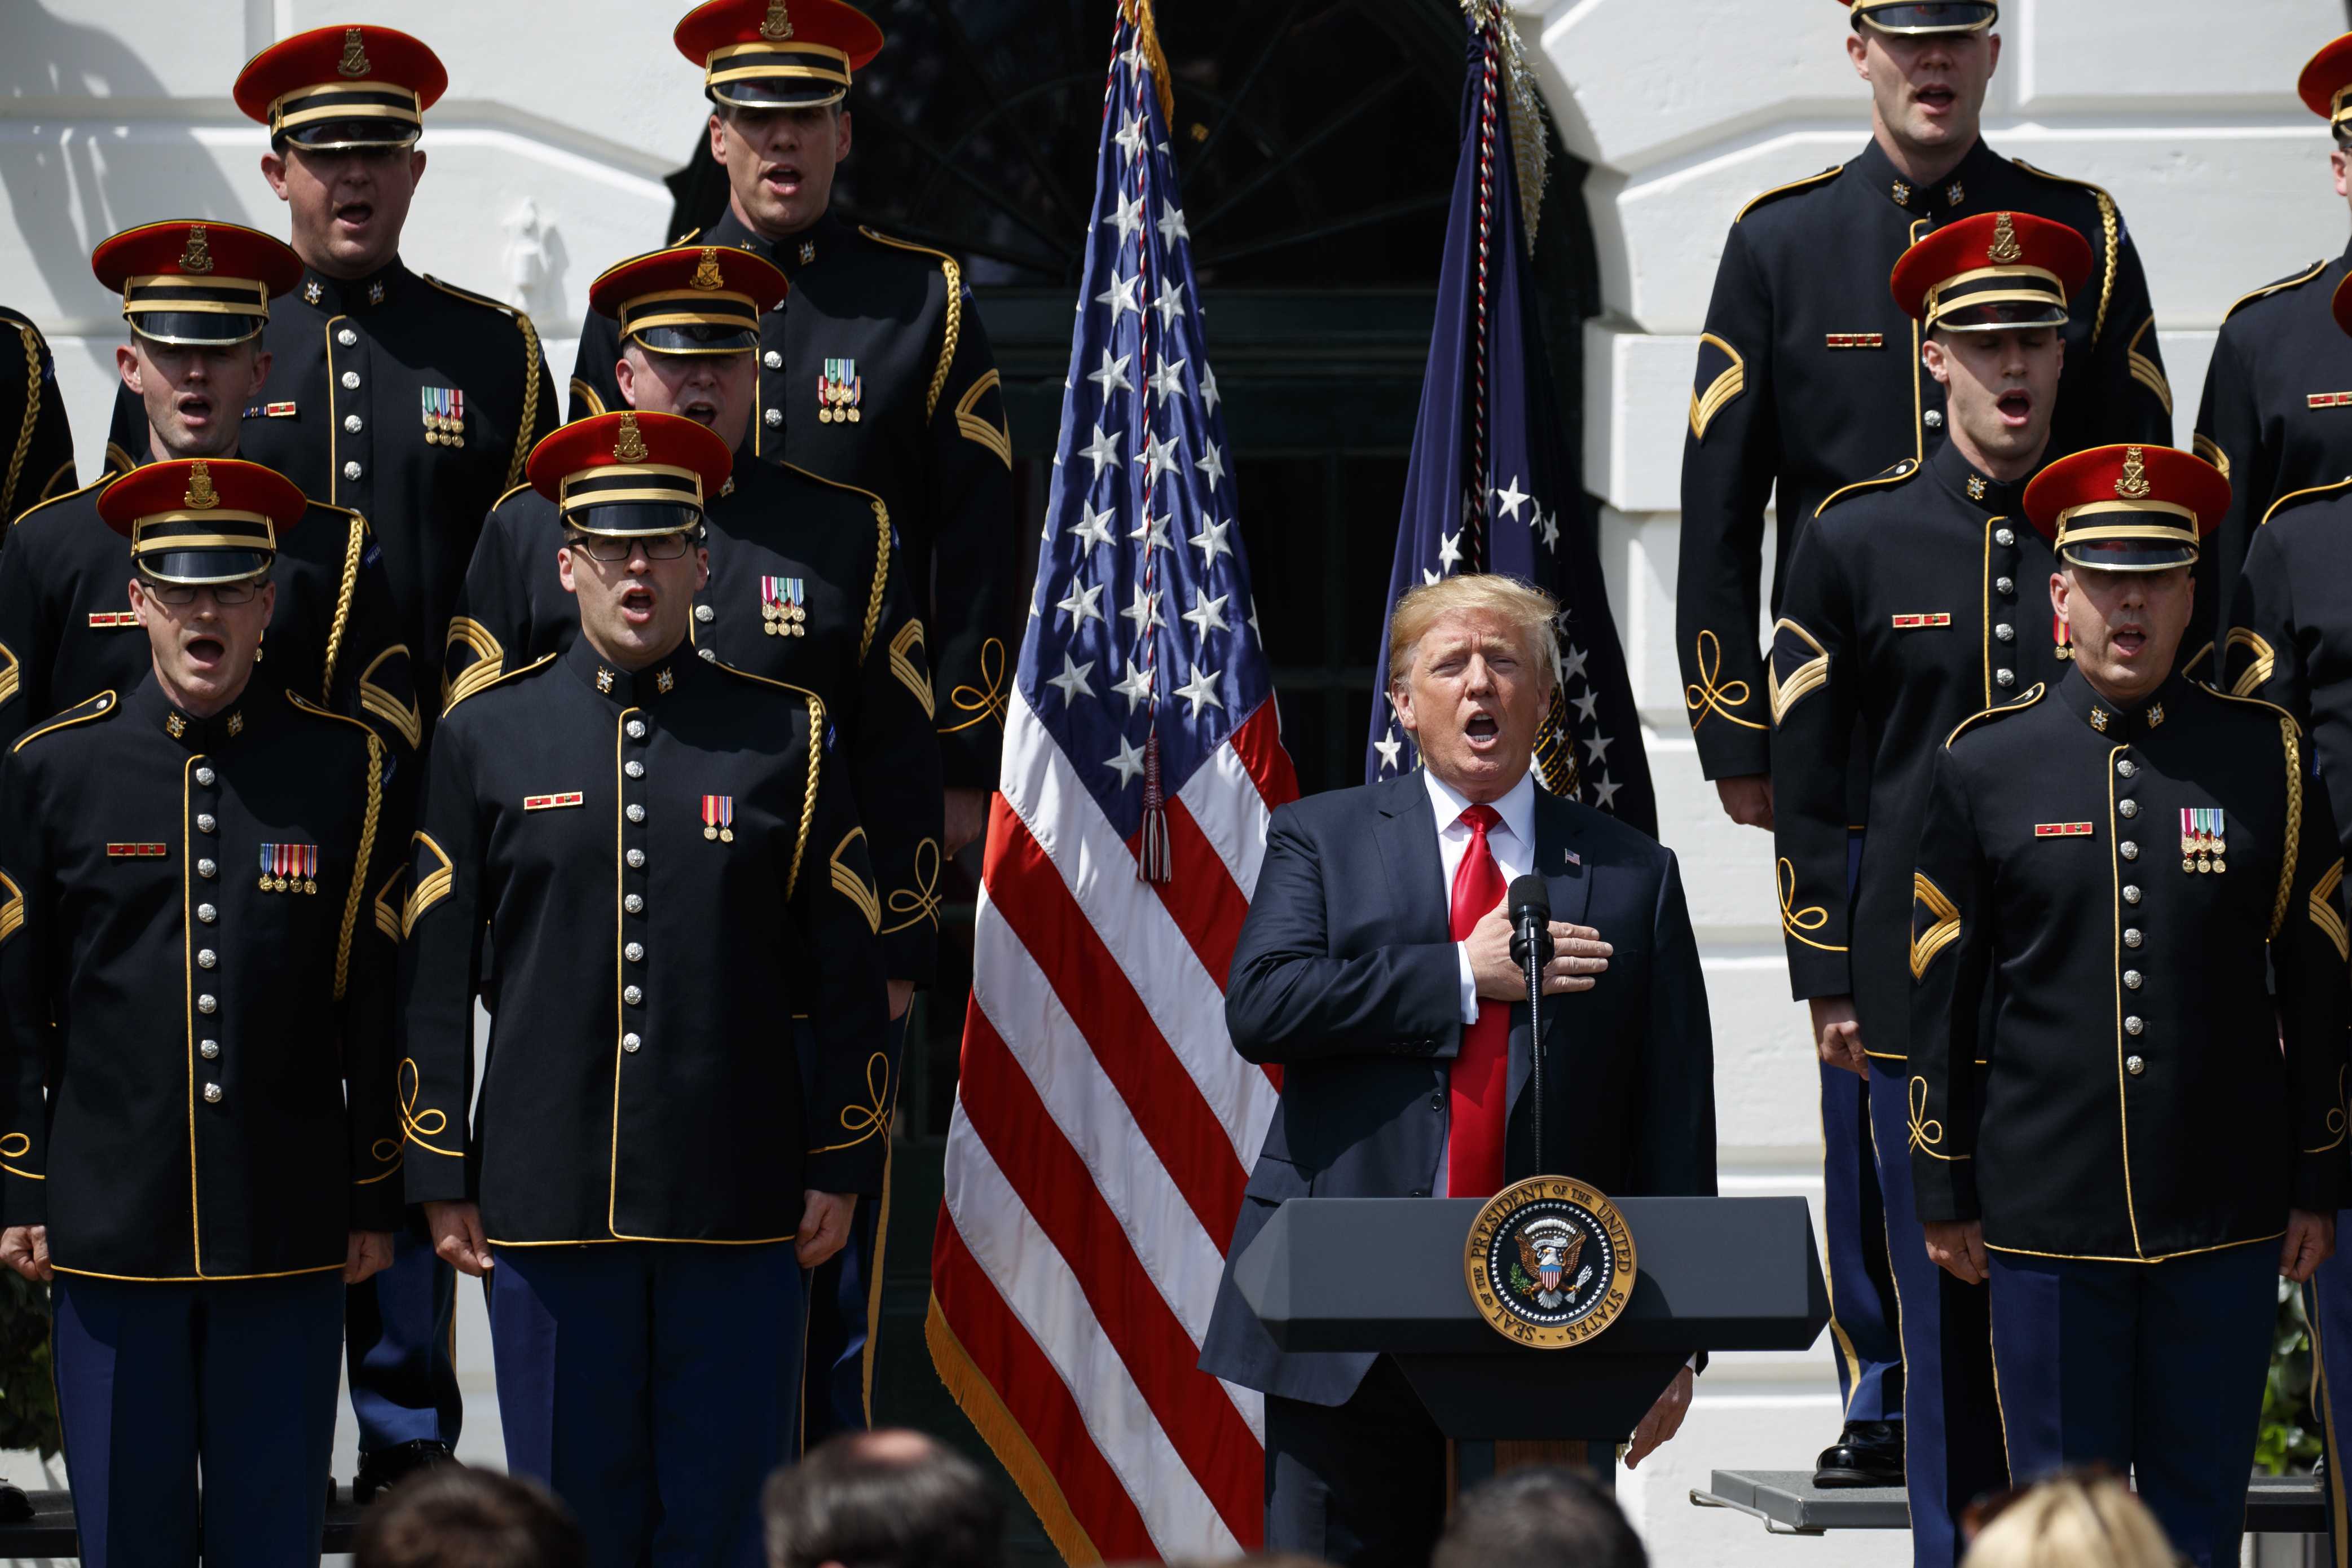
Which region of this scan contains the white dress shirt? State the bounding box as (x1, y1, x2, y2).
(1424, 767, 1536, 1025)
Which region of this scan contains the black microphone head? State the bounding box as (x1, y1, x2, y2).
(1507, 874, 1550, 922)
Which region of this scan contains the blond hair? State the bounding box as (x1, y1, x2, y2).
(1385, 574, 1560, 691)
(1961, 1476, 2175, 1568)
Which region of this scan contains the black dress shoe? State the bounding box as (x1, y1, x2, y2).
(354, 1439, 457, 1504)
(1813, 1420, 1905, 1488)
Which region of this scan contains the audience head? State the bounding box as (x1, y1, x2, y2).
(1432, 1465, 1647, 1568)
(351, 1466, 586, 1568)
(764, 1429, 1006, 1568)
(1386, 573, 1560, 803)
(1961, 1472, 2175, 1568)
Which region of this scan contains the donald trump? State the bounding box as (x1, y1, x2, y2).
(1200, 574, 1717, 1565)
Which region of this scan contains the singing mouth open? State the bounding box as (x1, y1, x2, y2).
(619, 583, 657, 626)
(1996, 388, 2033, 428)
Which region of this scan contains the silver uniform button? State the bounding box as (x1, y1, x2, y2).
(2125, 1016, 2144, 1036)
(2124, 970, 2143, 989)
(626, 720, 648, 740)
(622, 1033, 642, 1054)
(626, 804, 646, 823)
(623, 985, 644, 1006)
(2124, 884, 2142, 905)
(196, 813, 217, 833)
(197, 950, 217, 969)
(626, 761, 645, 779)
(1996, 669, 2015, 688)
(195, 767, 215, 786)
(198, 858, 217, 879)
(344, 414, 363, 433)
(695, 605, 714, 623)
(343, 460, 363, 481)
(337, 328, 358, 346)
(1995, 527, 2015, 547)
(341, 370, 360, 389)
(2120, 800, 2138, 818)
(202, 1083, 223, 1104)
(197, 904, 217, 923)
(627, 849, 646, 869)
(624, 894, 644, 914)
(2117, 759, 2137, 779)
(1994, 624, 2014, 643)
(764, 351, 782, 370)
(199, 1040, 219, 1060)
(625, 942, 645, 962)
(2126, 1055, 2145, 1076)
(1924, 408, 1944, 428)
(1996, 576, 2014, 595)
(698, 648, 717, 662)
(764, 408, 783, 428)
(2125, 927, 2142, 947)
(198, 994, 217, 1015)
(2121, 841, 2139, 861)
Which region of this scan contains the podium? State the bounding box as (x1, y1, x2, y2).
(1233, 1195, 1830, 1487)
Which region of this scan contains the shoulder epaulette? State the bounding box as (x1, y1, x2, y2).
(284, 689, 381, 744)
(2010, 157, 2116, 205)
(485, 480, 536, 515)
(421, 274, 527, 323)
(8, 473, 109, 532)
(12, 690, 118, 753)
(2261, 475, 2352, 527)
(102, 441, 137, 479)
(855, 228, 963, 420)
(2204, 683, 2301, 733)
(671, 226, 704, 245)
(775, 461, 893, 660)
(712, 659, 824, 713)
(2223, 260, 2328, 324)
(856, 225, 953, 267)
(422, 276, 545, 488)
(2011, 159, 2121, 342)
(1738, 166, 1841, 222)
(444, 651, 556, 715)
(1945, 682, 2046, 748)
(1815, 457, 1920, 518)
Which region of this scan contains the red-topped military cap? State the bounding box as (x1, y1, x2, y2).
(1890, 210, 2093, 333)
(674, 0, 884, 111)
(234, 24, 448, 150)
(91, 221, 304, 347)
(589, 246, 789, 356)
(2299, 34, 2352, 137)
(2025, 444, 2228, 573)
(99, 459, 305, 585)
(1842, 1, 1996, 35)
(527, 413, 734, 538)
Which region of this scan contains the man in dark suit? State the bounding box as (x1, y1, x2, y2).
(1200, 573, 1717, 1567)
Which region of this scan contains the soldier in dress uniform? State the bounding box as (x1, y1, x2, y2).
(96, 24, 559, 1493)
(1769, 210, 2085, 1564)
(0, 458, 403, 1566)
(0, 222, 419, 768)
(569, 0, 1009, 1442)
(2190, 33, 2352, 658)
(398, 412, 887, 1568)
(1913, 443, 2345, 1568)
(0, 306, 76, 523)
(1676, 0, 2168, 1498)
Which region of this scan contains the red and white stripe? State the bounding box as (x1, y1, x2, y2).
(932, 682, 1298, 1560)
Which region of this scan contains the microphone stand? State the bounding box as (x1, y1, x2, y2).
(1525, 922, 1545, 1177)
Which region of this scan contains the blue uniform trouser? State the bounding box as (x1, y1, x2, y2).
(2300, 1222, 2352, 1568)
(801, 1009, 908, 1447)
(52, 1269, 343, 1568)
(487, 1241, 805, 1568)
(1826, 830, 1902, 1423)
(1868, 1061, 2009, 1566)
(1988, 1243, 2275, 1568)
(345, 1219, 461, 1452)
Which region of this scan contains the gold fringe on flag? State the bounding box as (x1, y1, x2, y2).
(1462, 0, 1551, 252)
(1117, 0, 1177, 129)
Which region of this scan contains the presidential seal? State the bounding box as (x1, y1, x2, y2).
(1463, 1176, 1636, 1349)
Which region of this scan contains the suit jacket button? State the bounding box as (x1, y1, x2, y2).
(764, 351, 783, 371)
(764, 408, 783, 428)
(202, 1083, 223, 1104)
(2126, 1055, 2146, 1076)
(1995, 527, 2015, 547)
(622, 1033, 642, 1054)
(1430, 1093, 1443, 1110)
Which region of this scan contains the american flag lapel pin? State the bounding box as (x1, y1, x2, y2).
(1564, 848, 1581, 869)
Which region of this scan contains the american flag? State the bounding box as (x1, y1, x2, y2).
(926, 1, 1296, 1557)
(1366, 2, 1655, 837)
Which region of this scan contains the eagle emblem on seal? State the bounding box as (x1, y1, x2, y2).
(1514, 1216, 1589, 1310)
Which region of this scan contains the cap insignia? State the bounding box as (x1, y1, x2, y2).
(1988, 212, 2023, 265)
(184, 460, 220, 510)
(614, 412, 650, 463)
(691, 248, 726, 291)
(179, 224, 215, 276)
(2116, 446, 2151, 500)
(759, 0, 795, 40)
(338, 27, 372, 78)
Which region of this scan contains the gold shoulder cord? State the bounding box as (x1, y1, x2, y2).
(2273, 716, 2303, 941)
(2091, 188, 2118, 346)
(335, 734, 385, 1001)
(509, 311, 543, 490)
(858, 229, 959, 419)
(322, 512, 364, 699)
(2, 324, 39, 522)
(786, 696, 826, 899)
(861, 500, 891, 663)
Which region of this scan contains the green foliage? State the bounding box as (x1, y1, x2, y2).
(1509, 1261, 1536, 1297)
(2259, 1279, 2323, 1476)
(0, 1274, 58, 1459)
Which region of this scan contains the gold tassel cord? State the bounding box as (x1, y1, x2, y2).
(1462, 0, 1550, 252)
(1117, 0, 1176, 129)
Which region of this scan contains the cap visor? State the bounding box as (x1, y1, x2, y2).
(2059, 541, 2197, 572)
(564, 503, 705, 538)
(139, 550, 274, 585)
(711, 78, 847, 110)
(1932, 303, 2069, 333)
(281, 121, 421, 150)
(130, 314, 268, 348)
(1856, 2, 1997, 33)
(629, 324, 760, 354)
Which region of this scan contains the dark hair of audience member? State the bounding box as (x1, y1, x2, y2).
(350, 1466, 587, 1568)
(763, 1430, 1006, 1568)
(1432, 1465, 1648, 1568)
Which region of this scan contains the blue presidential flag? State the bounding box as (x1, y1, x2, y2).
(1365, 5, 1655, 838)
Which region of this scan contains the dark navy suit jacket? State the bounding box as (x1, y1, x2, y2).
(1199, 769, 1717, 1406)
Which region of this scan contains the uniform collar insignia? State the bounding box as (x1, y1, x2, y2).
(800, 239, 817, 266)
(303, 278, 323, 306)
(569, 637, 689, 706)
(1892, 179, 1912, 206)
(301, 261, 407, 315)
(1966, 474, 1987, 501)
(1946, 181, 1964, 208)
(2060, 667, 2179, 740)
(154, 692, 244, 748)
(596, 666, 615, 694)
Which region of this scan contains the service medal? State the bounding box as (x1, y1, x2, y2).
(818, 358, 861, 424)
(702, 794, 735, 843)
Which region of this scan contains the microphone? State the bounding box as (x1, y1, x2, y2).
(1506, 874, 1553, 1176)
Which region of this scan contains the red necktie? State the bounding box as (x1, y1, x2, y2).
(1447, 804, 1509, 1197)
